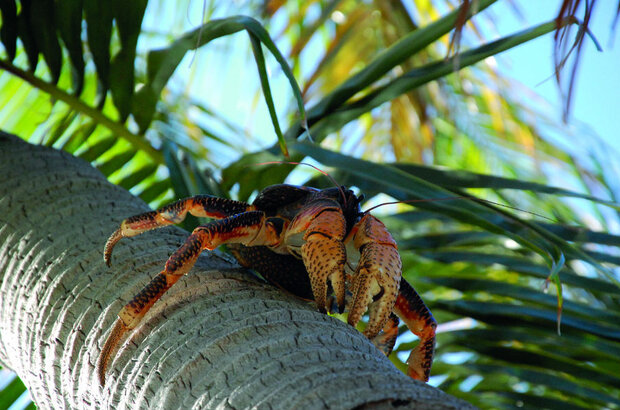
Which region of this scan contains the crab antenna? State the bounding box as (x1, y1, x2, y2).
(253, 161, 348, 206)
(364, 196, 556, 223)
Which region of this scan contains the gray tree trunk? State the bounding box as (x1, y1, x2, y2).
(0, 132, 473, 409)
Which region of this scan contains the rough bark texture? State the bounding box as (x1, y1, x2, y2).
(0, 132, 474, 409)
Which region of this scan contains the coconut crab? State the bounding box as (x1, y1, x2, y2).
(98, 184, 436, 385)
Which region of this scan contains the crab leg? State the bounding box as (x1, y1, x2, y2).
(394, 280, 436, 382)
(370, 313, 400, 356)
(294, 200, 347, 314)
(98, 210, 281, 385)
(347, 214, 401, 338)
(104, 196, 255, 265)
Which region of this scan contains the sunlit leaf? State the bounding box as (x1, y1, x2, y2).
(0, 374, 29, 409)
(286, 0, 498, 140)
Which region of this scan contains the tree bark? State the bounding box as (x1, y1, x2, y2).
(0, 132, 473, 409)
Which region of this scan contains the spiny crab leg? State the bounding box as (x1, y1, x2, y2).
(345, 214, 436, 381)
(104, 196, 254, 266)
(292, 200, 347, 314)
(394, 280, 437, 382)
(370, 313, 400, 356)
(98, 210, 280, 385)
(347, 214, 401, 338)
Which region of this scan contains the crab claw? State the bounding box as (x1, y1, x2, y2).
(302, 236, 346, 314)
(347, 241, 401, 337)
(298, 202, 348, 314)
(347, 215, 402, 338)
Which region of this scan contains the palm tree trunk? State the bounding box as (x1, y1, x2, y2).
(0, 132, 473, 409)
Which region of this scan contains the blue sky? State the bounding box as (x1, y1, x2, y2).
(490, 1, 619, 152)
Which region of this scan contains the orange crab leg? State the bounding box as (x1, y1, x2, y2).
(104, 196, 255, 265)
(292, 200, 348, 314)
(98, 210, 281, 385)
(347, 214, 401, 338)
(370, 313, 400, 356)
(394, 280, 437, 382)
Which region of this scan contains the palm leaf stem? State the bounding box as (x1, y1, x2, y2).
(0, 59, 164, 164)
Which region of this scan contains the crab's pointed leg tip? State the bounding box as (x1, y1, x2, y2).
(336, 291, 346, 314)
(103, 228, 123, 260)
